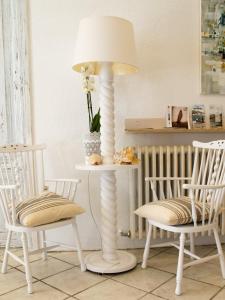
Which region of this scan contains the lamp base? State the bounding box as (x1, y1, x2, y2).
(85, 250, 137, 273)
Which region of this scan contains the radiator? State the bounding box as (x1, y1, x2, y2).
(129, 144, 225, 240)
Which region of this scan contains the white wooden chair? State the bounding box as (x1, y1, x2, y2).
(0, 144, 86, 294)
(137, 140, 225, 296)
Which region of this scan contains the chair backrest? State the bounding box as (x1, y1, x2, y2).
(191, 140, 225, 226)
(0, 144, 46, 225)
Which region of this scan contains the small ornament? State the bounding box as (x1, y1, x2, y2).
(114, 147, 139, 165)
(88, 153, 102, 165)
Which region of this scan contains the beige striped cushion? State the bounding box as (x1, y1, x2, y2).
(16, 192, 85, 227)
(134, 197, 210, 225)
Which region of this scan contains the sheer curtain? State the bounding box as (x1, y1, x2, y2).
(0, 0, 32, 244)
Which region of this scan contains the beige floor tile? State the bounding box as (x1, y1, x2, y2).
(166, 245, 215, 258)
(153, 277, 220, 300)
(0, 281, 67, 299)
(49, 251, 91, 266)
(0, 268, 35, 295)
(43, 267, 106, 295)
(147, 252, 188, 274)
(17, 257, 72, 279)
(183, 262, 225, 287)
(212, 288, 225, 300)
(112, 265, 174, 292)
(127, 249, 160, 264)
(140, 294, 166, 300)
(76, 278, 146, 300)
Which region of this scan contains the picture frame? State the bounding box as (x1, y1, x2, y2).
(166, 106, 190, 129)
(200, 0, 225, 95)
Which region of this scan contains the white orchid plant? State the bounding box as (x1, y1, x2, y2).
(81, 66, 101, 133)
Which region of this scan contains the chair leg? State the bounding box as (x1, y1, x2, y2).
(42, 231, 48, 261)
(72, 220, 86, 271)
(175, 233, 185, 296)
(21, 232, 33, 294)
(1, 230, 12, 274)
(213, 228, 225, 279)
(190, 232, 195, 261)
(142, 223, 152, 269)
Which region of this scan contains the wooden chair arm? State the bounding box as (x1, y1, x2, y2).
(145, 177, 192, 182)
(0, 184, 20, 190)
(45, 179, 81, 184)
(183, 184, 225, 190)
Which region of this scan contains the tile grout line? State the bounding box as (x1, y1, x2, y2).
(146, 275, 176, 298)
(47, 252, 85, 267)
(1, 247, 225, 299)
(210, 286, 225, 300)
(38, 278, 75, 298)
(71, 277, 109, 297)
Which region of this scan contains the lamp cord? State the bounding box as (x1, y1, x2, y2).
(87, 171, 102, 250)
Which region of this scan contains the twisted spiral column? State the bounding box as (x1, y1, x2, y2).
(99, 63, 118, 263)
(101, 171, 118, 262)
(99, 63, 115, 164)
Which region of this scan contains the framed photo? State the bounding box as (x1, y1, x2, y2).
(191, 104, 206, 128)
(201, 0, 225, 95)
(166, 106, 190, 129)
(209, 105, 223, 127)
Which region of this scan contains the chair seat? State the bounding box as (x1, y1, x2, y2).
(16, 192, 85, 227)
(135, 197, 211, 226)
(6, 218, 76, 233)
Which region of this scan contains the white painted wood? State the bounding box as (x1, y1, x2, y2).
(21, 232, 32, 294)
(100, 170, 118, 263)
(170, 242, 200, 260)
(213, 228, 225, 279)
(99, 63, 115, 165)
(134, 144, 225, 240)
(7, 250, 25, 265)
(0, 144, 85, 293)
(189, 233, 195, 261)
(1, 231, 12, 273)
(72, 220, 86, 272)
(41, 231, 47, 261)
(76, 164, 138, 171)
(84, 250, 137, 273)
(184, 254, 219, 268)
(139, 140, 225, 296)
(142, 223, 152, 269)
(175, 233, 185, 296)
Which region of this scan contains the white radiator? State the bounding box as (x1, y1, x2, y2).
(129, 144, 225, 240)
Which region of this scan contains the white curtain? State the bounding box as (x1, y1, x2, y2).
(0, 0, 31, 145)
(0, 0, 32, 244)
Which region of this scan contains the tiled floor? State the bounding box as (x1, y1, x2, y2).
(0, 245, 225, 299)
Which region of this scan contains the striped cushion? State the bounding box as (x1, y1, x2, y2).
(16, 192, 85, 227)
(134, 197, 210, 225)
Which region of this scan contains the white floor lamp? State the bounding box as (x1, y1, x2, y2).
(73, 16, 138, 273)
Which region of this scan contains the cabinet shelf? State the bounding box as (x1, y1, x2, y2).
(125, 127, 225, 134)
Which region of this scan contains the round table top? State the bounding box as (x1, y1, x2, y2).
(75, 163, 139, 171)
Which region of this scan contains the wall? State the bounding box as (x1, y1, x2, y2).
(29, 0, 225, 250)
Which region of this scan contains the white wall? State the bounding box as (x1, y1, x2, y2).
(29, 0, 225, 250)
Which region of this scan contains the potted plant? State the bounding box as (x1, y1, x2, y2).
(81, 66, 101, 164)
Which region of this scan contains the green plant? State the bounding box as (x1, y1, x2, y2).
(81, 67, 101, 133)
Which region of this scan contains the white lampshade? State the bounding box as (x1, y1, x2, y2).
(72, 16, 138, 75)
